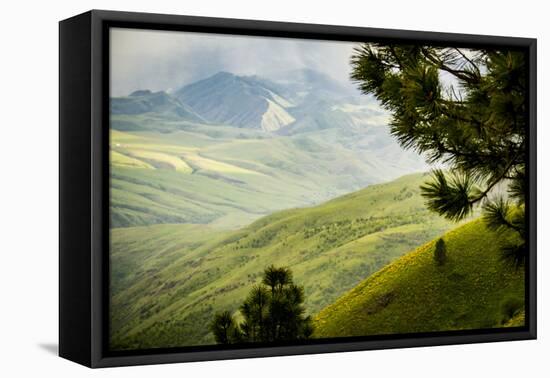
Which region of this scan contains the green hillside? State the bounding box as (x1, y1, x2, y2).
(314, 219, 525, 338)
(110, 173, 454, 350)
(110, 112, 427, 229)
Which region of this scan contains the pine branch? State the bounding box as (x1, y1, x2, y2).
(482, 197, 522, 233)
(421, 47, 480, 84)
(388, 45, 405, 69)
(420, 169, 480, 221)
(467, 156, 519, 206)
(453, 47, 481, 76)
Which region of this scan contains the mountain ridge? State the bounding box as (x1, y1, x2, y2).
(110, 90, 206, 123)
(111, 69, 373, 134)
(175, 71, 295, 132)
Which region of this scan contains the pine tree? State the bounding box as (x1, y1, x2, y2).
(210, 265, 313, 344)
(350, 44, 527, 266)
(210, 310, 239, 345)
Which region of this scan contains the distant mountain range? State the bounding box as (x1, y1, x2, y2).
(110, 69, 381, 134)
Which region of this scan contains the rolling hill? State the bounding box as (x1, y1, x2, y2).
(314, 219, 525, 338)
(109, 123, 427, 229)
(109, 173, 454, 350)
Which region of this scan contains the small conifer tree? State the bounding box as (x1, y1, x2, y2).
(434, 238, 447, 266)
(211, 265, 313, 344)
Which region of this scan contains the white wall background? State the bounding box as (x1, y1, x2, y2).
(0, 0, 547, 376)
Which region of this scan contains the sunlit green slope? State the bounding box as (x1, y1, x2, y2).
(110, 173, 453, 350)
(314, 219, 525, 338)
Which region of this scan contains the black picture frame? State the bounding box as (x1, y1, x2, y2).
(59, 9, 537, 368)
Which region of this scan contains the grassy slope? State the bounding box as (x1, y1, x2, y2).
(314, 219, 525, 338)
(110, 173, 454, 350)
(110, 114, 426, 229)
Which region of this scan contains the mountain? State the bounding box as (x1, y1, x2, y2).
(110, 90, 206, 123)
(175, 71, 295, 132)
(314, 219, 525, 338)
(109, 173, 454, 350)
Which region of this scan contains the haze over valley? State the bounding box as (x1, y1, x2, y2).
(110, 68, 429, 229)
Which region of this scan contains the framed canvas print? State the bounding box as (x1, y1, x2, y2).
(59, 10, 537, 368)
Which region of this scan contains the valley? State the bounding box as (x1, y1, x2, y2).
(110, 173, 455, 349)
(110, 69, 428, 229)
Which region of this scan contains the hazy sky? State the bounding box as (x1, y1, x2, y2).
(110, 28, 361, 97)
